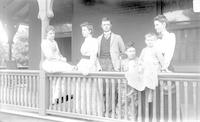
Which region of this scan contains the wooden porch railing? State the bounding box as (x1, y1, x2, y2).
(0, 70, 39, 112)
(0, 70, 199, 122)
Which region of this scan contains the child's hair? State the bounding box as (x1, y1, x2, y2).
(154, 14, 168, 24)
(46, 25, 55, 34)
(145, 33, 157, 40)
(125, 41, 135, 50)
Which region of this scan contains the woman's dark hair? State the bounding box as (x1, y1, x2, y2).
(154, 15, 168, 24)
(80, 22, 94, 34)
(45, 25, 55, 34)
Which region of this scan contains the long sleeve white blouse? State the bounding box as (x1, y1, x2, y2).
(156, 32, 176, 69)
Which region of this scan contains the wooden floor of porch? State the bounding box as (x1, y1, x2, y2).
(0, 110, 90, 122)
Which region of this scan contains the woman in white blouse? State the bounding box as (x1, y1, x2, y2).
(77, 22, 102, 115)
(77, 22, 101, 74)
(154, 15, 176, 72)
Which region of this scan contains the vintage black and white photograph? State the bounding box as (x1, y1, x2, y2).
(0, 0, 200, 122)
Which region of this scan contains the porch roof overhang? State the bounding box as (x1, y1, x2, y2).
(0, 0, 73, 26)
(0, 0, 163, 26)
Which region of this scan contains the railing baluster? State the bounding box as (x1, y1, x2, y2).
(7, 74, 11, 104)
(131, 90, 135, 120)
(36, 75, 39, 108)
(137, 91, 142, 122)
(67, 77, 71, 112)
(23, 75, 27, 106)
(21, 75, 24, 106)
(0, 74, 2, 103)
(152, 89, 157, 122)
(9, 75, 12, 104)
(145, 90, 149, 122)
(93, 78, 98, 116)
(25, 75, 28, 107)
(105, 78, 109, 117)
(72, 77, 76, 113)
(5, 74, 8, 104)
(160, 80, 164, 122)
(118, 79, 122, 119)
(3, 74, 6, 104)
(11, 75, 14, 104)
(2, 73, 6, 103)
(198, 82, 200, 121)
(124, 79, 128, 120)
(111, 79, 115, 118)
(28, 76, 32, 107)
(184, 82, 188, 121)
(52, 77, 57, 110)
(193, 82, 197, 121)
(2, 74, 5, 103)
(21, 75, 25, 106)
(98, 78, 104, 116)
(10, 75, 14, 105)
(81, 77, 86, 114)
(49, 76, 53, 110)
(19, 75, 22, 106)
(86, 78, 91, 115)
(76, 77, 81, 113)
(8, 74, 10, 104)
(58, 77, 62, 111)
(33, 75, 37, 108)
(63, 77, 67, 112)
(176, 81, 180, 122)
(17, 75, 21, 105)
(168, 81, 172, 122)
(14, 75, 17, 105)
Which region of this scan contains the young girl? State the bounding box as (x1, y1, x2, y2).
(123, 41, 145, 92)
(121, 41, 145, 120)
(139, 33, 165, 102)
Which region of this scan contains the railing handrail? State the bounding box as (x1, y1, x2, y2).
(158, 72, 200, 81)
(1, 70, 200, 80)
(46, 71, 125, 78)
(0, 70, 40, 74)
(46, 72, 200, 79)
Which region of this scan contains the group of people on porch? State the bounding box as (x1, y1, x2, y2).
(41, 14, 176, 119)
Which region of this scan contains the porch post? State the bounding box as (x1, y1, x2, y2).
(37, 0, 54, 115)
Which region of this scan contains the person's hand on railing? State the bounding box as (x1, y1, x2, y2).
(161, 68, 172, 73)
(81, 69, 89, 76)
(72, 66, 78, 71)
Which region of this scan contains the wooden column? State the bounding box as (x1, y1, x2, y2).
(37, 0, 54, 115)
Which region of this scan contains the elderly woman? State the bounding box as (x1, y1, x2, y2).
(41, 25, 75, 104)
(154, 15, 176, 72)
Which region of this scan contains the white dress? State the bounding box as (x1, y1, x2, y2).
(124, 59, 145, 91)
(41, 39, 73, 73)
(41, 39, 74, 103)
(139, 47, 162, 90)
